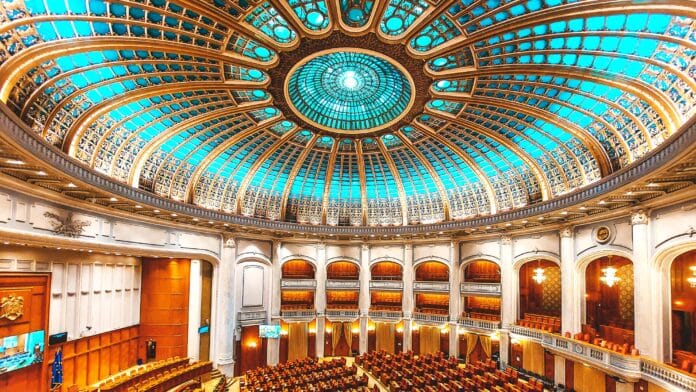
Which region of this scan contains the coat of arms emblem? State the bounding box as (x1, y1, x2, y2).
(0, 294, 25, 321)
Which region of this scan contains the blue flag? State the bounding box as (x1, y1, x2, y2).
(51, 349, 63, 388)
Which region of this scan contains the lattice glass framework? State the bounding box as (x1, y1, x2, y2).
(0, 0, 693, 227)
(285, 50, 415, 133)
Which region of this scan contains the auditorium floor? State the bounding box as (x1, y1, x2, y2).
(226, 357, 389, 392)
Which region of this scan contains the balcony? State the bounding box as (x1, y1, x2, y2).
(460, 282, 501, 296)
(369, 280, 403, 290)
(413, 281, 450, 292)
(325, 309, 360, 321)
(280, 309, 316, 320)
(326, 279, 360, 290)
(508, 326, 696, 392)
(458, 317, 501, 332)
(368, 310, 403, 321)
(238, 309, 267, 325)
(413, 312, 449, 324)
(281, 278, 317, 289)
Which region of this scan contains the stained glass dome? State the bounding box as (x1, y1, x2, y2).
(0, 0, 694, 228)
(285, 50, 414, 133)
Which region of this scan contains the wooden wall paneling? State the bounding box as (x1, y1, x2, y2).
(412, 329, 420, 354)
(565, 359, 574, 391)
(544, 349, 555, 380)
(0, 273, 50, 391)
(139, 258, 190, 361)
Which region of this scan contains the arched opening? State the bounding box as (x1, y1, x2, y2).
(461, 261, 501, 322)
(415, 261, 449, 282)
(281, 259, 315, 279)
(670, 249, 696, 371)
(584, 255, 634, 351)
(370, 261, 402, 280)
(518, 259, 561, 333)
(327, 261, 360, 280)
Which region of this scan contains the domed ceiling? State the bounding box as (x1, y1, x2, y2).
(0, 0, 694, 227)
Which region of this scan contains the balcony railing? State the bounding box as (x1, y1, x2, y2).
(326, 279, 360, 290)
(369, 280, 403, 290)
(325, 309, 360, 320)
(281, 279, 317, 289)
(458, 317, 501, 331)
(413, 281, 450, 292)
(280, 309, 316, 320)
(368, 310, 403, 320)
(413, 312, 449, 324)
(509, 325, 696, 392)
(460, 282, 501, 296)
(238, 310, 267, 325)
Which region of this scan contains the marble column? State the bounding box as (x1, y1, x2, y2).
(315, 243, 327, 358)
(267, 241, 282, 366)
(560, 227, 580, 334)
(632, 210, 658, 359)
(359, 243, 370, 353)
(402, 243, 414, 352)
(187, 259, 202, 361)
(449, 241, 460, 357)
(500, 236, 515, 327)
(215, 237, 236, 376)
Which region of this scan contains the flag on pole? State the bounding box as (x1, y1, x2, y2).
(51, 348, 63, 389)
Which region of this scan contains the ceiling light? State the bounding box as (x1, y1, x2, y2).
(579, 206, 587, 210)
(109, 197, 117, 202)
(153, 209, 160, 213)
(560, 211, 568, 215)
(36, 171, 47, 176)
(170, 213, 177, 217)
(135, 205, 142, 209)
(208, 221, 214, 224)
(598, 200, 606, 205)
(66, 183, 77, 188)
(5, 159, 24, 165)
(192, 218, 199, 221)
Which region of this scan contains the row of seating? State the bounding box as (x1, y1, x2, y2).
(370, 305, 402, 311)
(517, 314, 561, 333)
(327, 304, 359, 310)
(98, 357, 190, 392)
(566, 332, 639, 356)
(672, 350, 696, 374)
(127, 361, 212, 392)
(467, 312, 501, 321)
(356, 350, 543, 392)
(415, 307, 449, 315)
(241, 357, 369, 391)
(281, 304, 314, 310)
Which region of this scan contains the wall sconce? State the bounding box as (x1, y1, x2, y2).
(367, 325, 375, 331)
(352, 327, 359, 334)
(247, 341, 258, 348)
(396, 327, 403, 334)
(280, 329, 288, 336)
(325, 327, 332, 334)
(309, 328, 316, 335)
(491, 331, 500, 341)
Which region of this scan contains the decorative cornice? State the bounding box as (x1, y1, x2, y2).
(0, 104, 694, 236)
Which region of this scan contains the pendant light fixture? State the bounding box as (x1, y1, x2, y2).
(600, 256, 621, 288)
(532, 260, 546, 285)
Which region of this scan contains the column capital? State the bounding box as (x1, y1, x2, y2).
(631, 209, 649, 225)
(223, 236, 236, 248)
(404, 242, 413, 250)
(317, 242, 326, 251)
(560, 226, 574, 238)
(500, 235, 512, 245)
(361, 243, 369, 252)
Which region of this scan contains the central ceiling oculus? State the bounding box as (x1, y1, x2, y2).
(285, 48, 415, 134)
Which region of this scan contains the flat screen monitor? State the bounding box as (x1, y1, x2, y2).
(198, 325, 209, 334)
(259, 325, 281, 339)
(0, 330, 45, 374)
(49, 332, 68, 345)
